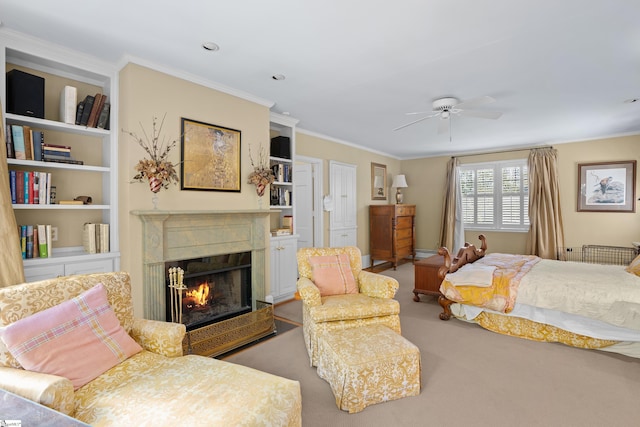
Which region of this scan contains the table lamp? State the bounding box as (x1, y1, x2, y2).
(392, 174, 408, 204)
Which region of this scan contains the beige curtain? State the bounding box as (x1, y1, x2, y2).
(525, 147, 565, 259)
(439, 157, 464, 251)
(0, 106, 25, 286)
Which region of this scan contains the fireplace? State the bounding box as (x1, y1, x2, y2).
(166, 252, 252, 331)
(132, 210, 274, 357)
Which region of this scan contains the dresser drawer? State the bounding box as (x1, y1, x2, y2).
(395, 205, 415, 216)
(397, 228, 412, 240)
(397, 237, 413, 251)
(396, 216, 413, 229)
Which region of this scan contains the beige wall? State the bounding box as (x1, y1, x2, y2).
(295, 132, 401, 252)
(402, 135, 640, 253)
(118, 63, 271, 316)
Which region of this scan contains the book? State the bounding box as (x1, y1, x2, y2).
(31, 130, 43, 161)
(23, 126, 33, 160)
(37, 224, 48, 258)
(60, 85, 77, 124)
(99, 223, 109, 253)
(86, 93, 103, 128)
(43, 157, 84, 165)
(46, 224, 52, 257)
(43, 151, 72, 159)
(79, 95, 95, 126)
(43, 142, 72, 151)
(9, 170, 17, 204)
(33, 225, 39, 258)
(20, 225, 26, 259)
(11, 125, 25, 160)
(38, 172, 47, 205)
(49, 185, 56, 204)
(283, 215, 293, 232)
(83, 223, 97, 254)
(5, 124, 14, 158)
(32, 171, 39, 204)
(15, 171, 24, 204)
(58, 200, 83, 205)
(96, 102, 110, 129)
(75, 100, 85, 125)
(26, 225, 34, 258)
(23, 171, 30, 204)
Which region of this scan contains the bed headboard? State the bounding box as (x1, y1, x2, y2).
(437, 234, 487, 280)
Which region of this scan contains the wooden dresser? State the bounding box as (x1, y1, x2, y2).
(369, 204, 416, 270)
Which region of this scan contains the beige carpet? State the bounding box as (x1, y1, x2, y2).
(226, 263, 640, 426)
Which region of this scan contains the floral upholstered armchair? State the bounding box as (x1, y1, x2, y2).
(296, 246, 401, 366)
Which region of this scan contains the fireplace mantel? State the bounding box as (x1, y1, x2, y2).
(132, 210, 271, 321)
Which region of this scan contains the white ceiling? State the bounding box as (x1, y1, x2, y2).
(1, 0, 639, 159)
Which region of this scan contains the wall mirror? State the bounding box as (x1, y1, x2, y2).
(371, 162, 387, 200)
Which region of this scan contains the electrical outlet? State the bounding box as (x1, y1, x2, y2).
(51, 227, 58, 241)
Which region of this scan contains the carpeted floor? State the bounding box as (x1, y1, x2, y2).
(225, 262, 640, 426)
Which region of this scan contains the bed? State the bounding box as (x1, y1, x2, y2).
(436, 235, 640, 359)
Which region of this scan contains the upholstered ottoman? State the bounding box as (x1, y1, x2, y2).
(316, 324, 421, 413)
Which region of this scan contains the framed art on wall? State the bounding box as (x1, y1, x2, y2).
(577, 160, 636, 212)
(180, 118, 241, 192)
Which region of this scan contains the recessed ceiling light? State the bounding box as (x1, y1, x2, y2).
(202, 42, 220, 52)
(272, 74, 286, 81)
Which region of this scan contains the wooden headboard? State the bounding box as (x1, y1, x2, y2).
(436, 234, 487, 321)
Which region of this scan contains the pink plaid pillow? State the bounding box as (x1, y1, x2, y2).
(0, 283, 142, 390)
(309, 253, 358, 296)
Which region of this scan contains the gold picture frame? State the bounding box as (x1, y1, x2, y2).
(371, 162, 387, 200)
(180, 118, 241, 192)
(577, 160, 636, 212)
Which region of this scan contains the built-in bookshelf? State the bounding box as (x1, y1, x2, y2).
(2, 29, 119, 281)
(268, 112, 299, 302)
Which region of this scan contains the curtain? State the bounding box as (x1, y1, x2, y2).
(0, 106, 25, 286)
(525, 147, 565, 259)
(439, 157, 465, 251)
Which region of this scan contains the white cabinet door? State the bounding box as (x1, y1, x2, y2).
(270, 236, 298, 302)
(329, 228, 357, 247)
(64, 258, 114, 276)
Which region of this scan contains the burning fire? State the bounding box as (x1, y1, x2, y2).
(184, 281, 211, 308)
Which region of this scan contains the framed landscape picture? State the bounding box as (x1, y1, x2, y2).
(577, 160, 636, 212)
(180, 118, 241, 192)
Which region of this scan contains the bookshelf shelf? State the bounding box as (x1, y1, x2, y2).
(2, 30, 119, 281)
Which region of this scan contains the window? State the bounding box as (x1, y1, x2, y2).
(459, 159, 529, 231)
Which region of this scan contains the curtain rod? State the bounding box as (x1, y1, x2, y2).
(452, 145, 553, 159)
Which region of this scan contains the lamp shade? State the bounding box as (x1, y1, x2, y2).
(392, 174, 408, 188)
(373, 176, 383, 188)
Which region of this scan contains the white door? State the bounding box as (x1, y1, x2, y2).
(329, 161, 357, 247)
(295, 162, 314, 248)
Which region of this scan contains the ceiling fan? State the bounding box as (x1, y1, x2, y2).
(393, 96, 503, 136)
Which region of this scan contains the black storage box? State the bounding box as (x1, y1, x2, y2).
(6, 69, 45, 119)
(270, 136, 291, 159)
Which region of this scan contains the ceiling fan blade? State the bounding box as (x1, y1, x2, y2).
(405, 110, 435, 116)
(393, 113, 439, 131)
(437, 117, 449, 134)
(459, 109, 502, 119)
(455, 95, 496, 110)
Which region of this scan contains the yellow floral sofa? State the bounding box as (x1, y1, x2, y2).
(296, 246, 401, 366)
(0, 272, 302, 426)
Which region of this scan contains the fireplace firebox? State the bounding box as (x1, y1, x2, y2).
(166, 252, 252, 331)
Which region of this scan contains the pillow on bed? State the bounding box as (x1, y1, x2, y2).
(0, 283, 142, 390)
(626, 254, 640, 276)
(444, 264, 496, 287)
(309, 253, 358, 296)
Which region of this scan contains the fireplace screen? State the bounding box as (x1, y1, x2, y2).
(166, 252, 251, 330)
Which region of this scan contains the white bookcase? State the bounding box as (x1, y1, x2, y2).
(268, 112, 299, 302)
(1, 30, 120, 281)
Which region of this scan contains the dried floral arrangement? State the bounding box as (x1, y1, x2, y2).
(247, 143, 275, 197)
(123, 114, 179, 193)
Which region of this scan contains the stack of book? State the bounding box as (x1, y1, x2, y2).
(18, 224, 53, 259)
(83, 223, 110, 254)
(75, 93, 110, 129)
(5, 124, 83, 165)
(270, 187, 292, 206)
(271, 163, 292, 183)
(9, 170, 54, 205)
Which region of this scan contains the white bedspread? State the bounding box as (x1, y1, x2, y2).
(516, 260, 640, 331)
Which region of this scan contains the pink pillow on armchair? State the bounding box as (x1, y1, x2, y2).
(309, 253, 358, 296)
(0, 283, 142, 390)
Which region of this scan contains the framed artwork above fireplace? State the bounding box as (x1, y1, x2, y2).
(180, 118, 241, 192)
